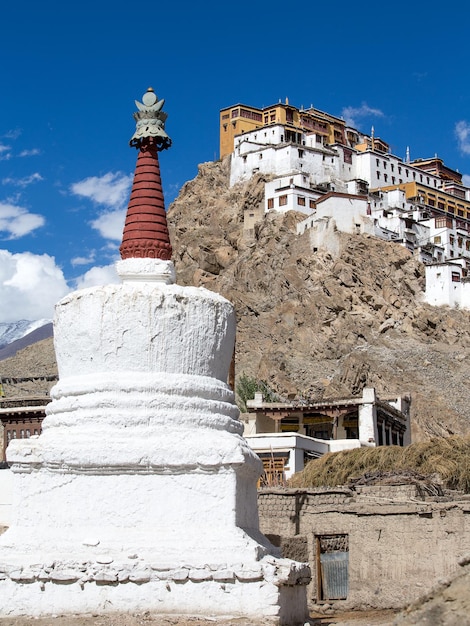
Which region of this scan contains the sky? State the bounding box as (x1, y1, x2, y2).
(1, 0, 470, 323)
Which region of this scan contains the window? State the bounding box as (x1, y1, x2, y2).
(376, 158, 380, 166)
(391, 164, 394, 172)
(434, 236, 441, 244)
(452, 272, 461, 282)
(298, 196, 306, 206)
(267, 198, 274, 209)
(309, 199, 315, 208)
(398, 166, 402, 174)
(384, 174, 388, 182)
(383, 161, 387, 168)
(450, 235, 455, 245)
(376, 171, 381, 180)
(259, 153, 263, 160)
(298, 149, 304, 158)
(458, 237, 463, 248)
(279, 195, 288, 206)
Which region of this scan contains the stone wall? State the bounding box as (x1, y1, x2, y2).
(258, 486, 470, 610)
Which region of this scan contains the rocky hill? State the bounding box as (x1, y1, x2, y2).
(2, 156, 470, 442)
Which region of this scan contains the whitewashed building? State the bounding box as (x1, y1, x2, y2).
(424, 260, 470, 308)
(244, 388, 411, 481)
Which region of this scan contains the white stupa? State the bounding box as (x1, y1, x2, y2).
(0, 89, 310, 624)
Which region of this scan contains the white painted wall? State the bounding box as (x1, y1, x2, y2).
(353, 152, 441, 190)
(424, 262, 470, 308)
(314, 195, 373, 235)
(244, 433, 360, 479)
(0, 469, 12, 526)
(264, 174, 319, 215)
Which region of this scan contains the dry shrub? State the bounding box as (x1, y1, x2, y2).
(288, 436, 470, 493)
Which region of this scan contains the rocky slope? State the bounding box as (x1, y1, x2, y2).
(3, 156, 470, 441)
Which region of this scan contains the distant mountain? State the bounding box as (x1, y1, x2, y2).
(0, 320, 53, 361)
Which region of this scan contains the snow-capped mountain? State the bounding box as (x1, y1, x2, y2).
(0, 319, 52, 350)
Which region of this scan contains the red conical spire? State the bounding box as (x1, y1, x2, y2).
(119, 88, 172, 261)
(119, 138, 172, 260)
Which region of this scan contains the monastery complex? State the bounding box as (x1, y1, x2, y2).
(220, 100, 470, 309)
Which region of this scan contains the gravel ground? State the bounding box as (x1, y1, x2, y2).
(0, 609, 401, 626)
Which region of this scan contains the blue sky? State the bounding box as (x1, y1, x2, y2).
(1, 0, 470, 323)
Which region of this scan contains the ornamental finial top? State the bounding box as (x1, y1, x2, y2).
(130, 87, 172, 151)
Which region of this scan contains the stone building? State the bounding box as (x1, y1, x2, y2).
(258, 485, 470, 610)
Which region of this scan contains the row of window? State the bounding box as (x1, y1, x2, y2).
(6, 429, 39, 441)
(268, 196, 316, 209)
(375, 159, 439, 188)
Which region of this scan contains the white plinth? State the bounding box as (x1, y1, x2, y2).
(0, 263, 309, 623)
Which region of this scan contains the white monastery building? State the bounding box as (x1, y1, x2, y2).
(220, 100, 470, 309)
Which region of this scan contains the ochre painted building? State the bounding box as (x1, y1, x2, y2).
(220, 100, 351, 159)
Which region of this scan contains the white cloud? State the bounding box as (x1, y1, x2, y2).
(0, 202, 45, 238)
(18, 148, 41, 157)
(455, 121, 470, 155)
(2, 173, 43, 187)
(4, 129, 21, 140)
(0, 144, 11, 161)
(91, 208, 127, 241)
(0, 250, 70, 323)
(74, 264, 119, 290)
(341, 103, 385, 129)
(462, 174, 470, 187)
(70, 172, 132, 209)
(70, 171, 132, 241)
(71, 252, 96, 267)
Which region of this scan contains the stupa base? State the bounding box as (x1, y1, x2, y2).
(0, 552, 310, 625)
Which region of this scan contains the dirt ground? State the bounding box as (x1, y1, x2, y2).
(0, 609, 400, 626)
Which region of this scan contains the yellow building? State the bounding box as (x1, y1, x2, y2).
(219, 99, 350, 158)
(380, 180, 470, 222)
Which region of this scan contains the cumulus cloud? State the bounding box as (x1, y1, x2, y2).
(455, 121, 470, 155)
(2, 173, 43, 187)
(70, 171, 132, 241)
(0, 250, 70, 323)
(341, 103, 385, 129)
(0, 202, 45, 238)
(71, 172, 132, 208)
(74, 264, 119, 290)
(90, 208, 127, 241)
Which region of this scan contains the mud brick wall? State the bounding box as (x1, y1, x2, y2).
(258, 487, 470, 611)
